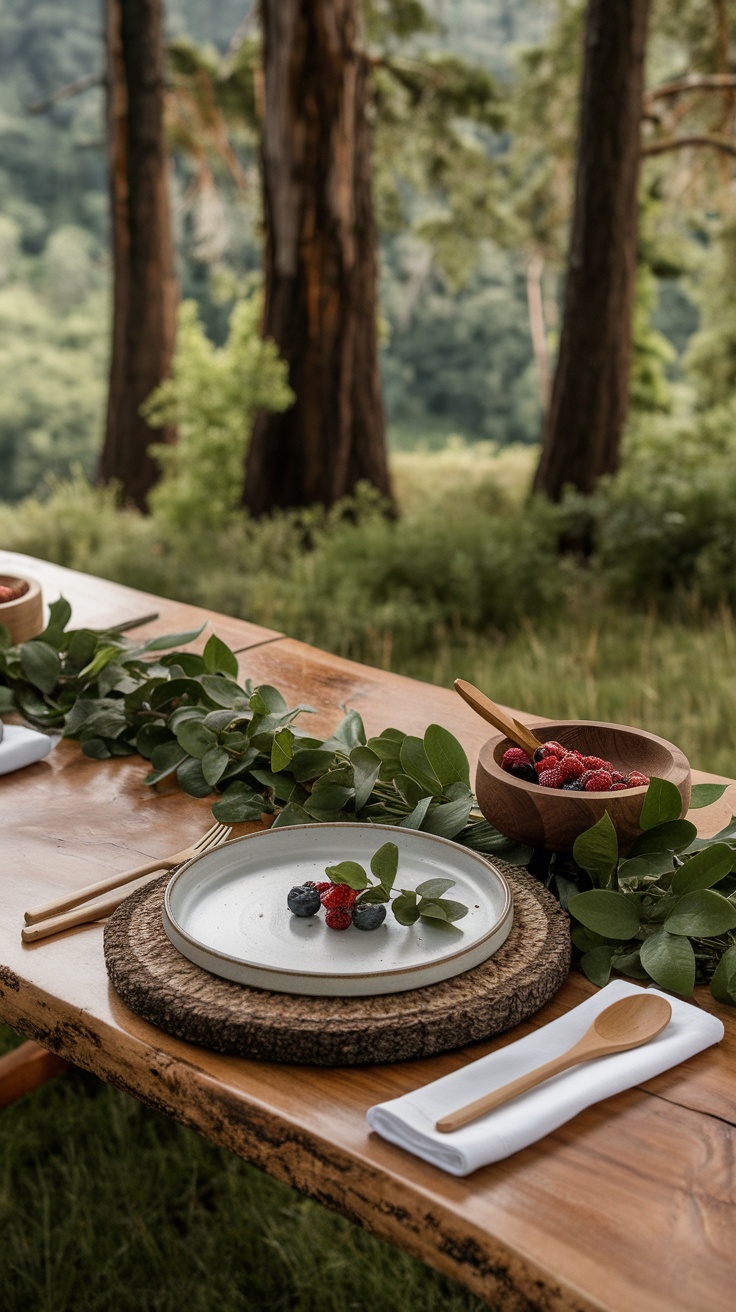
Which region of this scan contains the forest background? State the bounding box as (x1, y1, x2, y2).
(2, 3, 736, 1310)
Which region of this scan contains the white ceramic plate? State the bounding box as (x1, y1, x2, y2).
(162, 823, 513, 997)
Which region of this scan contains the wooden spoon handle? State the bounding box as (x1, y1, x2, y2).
(435, 1039, 595, 1133)
(454, 680, 541, 756)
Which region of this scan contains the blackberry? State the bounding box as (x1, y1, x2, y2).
(562, 780, 585, 791)
(351, 903, 387, 932)
(507, 762, 538, 784)
(287, 884, 321, 917)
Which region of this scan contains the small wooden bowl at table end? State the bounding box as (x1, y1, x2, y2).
(0, 574, 43, 645)
(475, 720, 691, 853)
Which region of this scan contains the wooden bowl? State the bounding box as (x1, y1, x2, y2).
(475, 720, 691, 853)
(0, 574, 43, 645)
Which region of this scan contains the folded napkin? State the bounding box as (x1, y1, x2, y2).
(366, 979, 724, 1176)
(0, 723, 59, 776)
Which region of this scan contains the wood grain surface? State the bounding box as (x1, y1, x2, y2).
(1, 556, 735, 1312)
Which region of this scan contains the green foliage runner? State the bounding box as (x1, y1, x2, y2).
(2, 602, 735, 1005)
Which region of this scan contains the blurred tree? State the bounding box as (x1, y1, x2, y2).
(98, 0, 177, 511)
(533, 0, 653, 502)
(242, 0, 392, 515)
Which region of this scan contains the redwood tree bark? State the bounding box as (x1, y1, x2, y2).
(99, 0, 176, 511)
(243, 0, 392, 515)
(533, 0, 652, 501)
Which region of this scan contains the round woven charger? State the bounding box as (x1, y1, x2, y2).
(104, 861, 571, 1066)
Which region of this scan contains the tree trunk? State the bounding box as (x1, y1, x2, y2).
(533, 0, 652, 502)
(243, 0, 392, 515)
(99, 0, 177, 511)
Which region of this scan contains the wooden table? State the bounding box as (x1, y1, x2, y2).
(1, 551, 734, 1312)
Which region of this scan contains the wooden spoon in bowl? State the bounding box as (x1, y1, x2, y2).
(454, 679, 542, 757)
(435, 993, 673, 1133)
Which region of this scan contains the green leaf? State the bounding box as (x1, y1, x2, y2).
(640, 928, 695, 995)
(270, 801, 316, 828)
(639, 777, 684, 829)
(38, 596, 72, 646)
(350, 746, 381, 811)
(175, 719, 216, 760)
(366, 732, 405, 780)
(626, 820, 698, 857)
(144, 741, 187, 784)
(81, 736, 112, 760)
(250, 685, 288, 716)
(292, 748, 337, 782)
(391, 891, 420, 926)
(671, 844, 734, 896)
(665, 889, 736, 937)
(568, 889, 640, 939)
(19, 641, 61, 694)
(709, 945, 736, 1004)
(203, 633, 239, 678)
(425, 897, 468, 922)
(572, 811, 619, 886)
(0, 686, 15, 711)
(422, 724, 470, 788)
(211, 782, 265, 823)
(320, 710, 366, 752)
(176, 756, 213, 799)
(421, 793, 473, 839)
(134, 724, 174, 760)
(400, 736, 442, 796)
(370, 842, 399, 890)
(416, 877, 455, 899)
(580, 946, 615, 987)
(617, 853, 677, 885)
(357, 885, 391, 904)
(324, 861, 369, 890)
(397, 796, 433, 830)
(417, 901, 449, 922)
(199, 675, 248, 708)
(136, 626, 205, 652)
(271, 727, 294, 773)
(689, 783, 728, 809)
(201, 746, 230, 786)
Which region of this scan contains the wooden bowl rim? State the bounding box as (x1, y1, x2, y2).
(0, 574, 41, 609)
(478, 719, 690, 799)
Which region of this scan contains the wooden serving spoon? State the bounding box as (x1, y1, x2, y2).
(435, 993, 672, 1133)
(454, 678, 542, 757)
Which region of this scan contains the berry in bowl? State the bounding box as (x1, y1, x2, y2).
(0, 573, 43, 644)
(475, 720, 691, 852)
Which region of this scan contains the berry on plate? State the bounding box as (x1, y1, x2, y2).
(325, 907, 352, 930)
(286, 885, 321, 917)
(351, 903, 387, 931)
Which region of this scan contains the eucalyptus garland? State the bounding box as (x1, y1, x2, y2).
(1, 599, 735, 1005)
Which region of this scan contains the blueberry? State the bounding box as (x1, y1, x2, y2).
(287, 884, 321, 917)
(351, 903, 387, 931)
(562, 781, 585, 791)
(532, 747, 549, 764)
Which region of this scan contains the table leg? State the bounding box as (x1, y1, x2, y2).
(0, 1040, 70, 1110)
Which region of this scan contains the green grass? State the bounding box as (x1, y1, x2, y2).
(0, 1030, 488, 1312)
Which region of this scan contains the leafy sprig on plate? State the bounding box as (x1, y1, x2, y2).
(324, 841, 469, 927)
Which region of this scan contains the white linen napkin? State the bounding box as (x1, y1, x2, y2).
(366, 979, 724, 1176)
(0, 724, 59, 776)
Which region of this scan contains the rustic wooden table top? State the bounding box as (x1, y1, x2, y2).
(1, 550, 734, 1312)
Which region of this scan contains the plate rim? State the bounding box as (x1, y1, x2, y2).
(163, 821, 513, 985)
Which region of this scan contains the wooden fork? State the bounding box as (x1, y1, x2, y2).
(22, 822, 232, 942)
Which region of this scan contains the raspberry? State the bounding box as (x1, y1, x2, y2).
(610, 771, 625, 783)
(0, 580, 29, 604)
(610, 782, 628, 791)
(542, 741, 566, 757)
(534, 756, 554, 774)
(584, 769, 613, 792)
(582, 755, 613, 771)
(322, 883, 358, 911)
(626, 771, 649, 787)
(538, 766, 565, 789)
(558, 753, 585, 781)
(325, 908, 352, 930)
(316, 881, 333, 903)
(502, 747, 532, 769)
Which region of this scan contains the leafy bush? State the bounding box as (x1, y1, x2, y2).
(143, 296, 293, 532)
